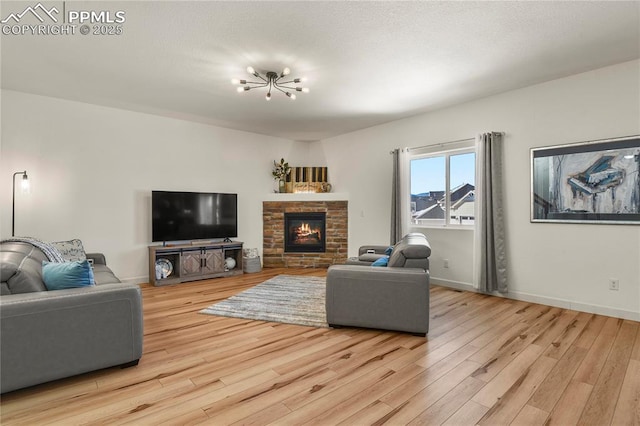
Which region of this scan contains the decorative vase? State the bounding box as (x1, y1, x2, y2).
(225, 257, 236, 270)
(321, 182, 332, 193)
(278, 179, 286, 193)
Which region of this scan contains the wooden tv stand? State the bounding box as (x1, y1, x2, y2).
(148, 241, 243, 286)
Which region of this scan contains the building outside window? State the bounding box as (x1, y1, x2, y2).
(410, 143, 476, 227)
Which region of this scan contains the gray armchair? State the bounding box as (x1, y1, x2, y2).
(326, 233, 431, 336)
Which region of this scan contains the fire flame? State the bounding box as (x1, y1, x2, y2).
(294, 222, 322, 241)
(300, 223, 312, 234)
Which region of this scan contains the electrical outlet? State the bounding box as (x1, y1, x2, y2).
(444, 259, 449, 268)
(609, 279, 619, 291)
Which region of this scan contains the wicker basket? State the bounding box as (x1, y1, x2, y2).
(243, 256, 262, 273)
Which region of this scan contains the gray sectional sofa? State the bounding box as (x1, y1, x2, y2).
(326, 233, 431, 335)
(0, 241, 143, 393)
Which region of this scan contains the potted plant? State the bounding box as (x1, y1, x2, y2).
(272, 158, 291, 193)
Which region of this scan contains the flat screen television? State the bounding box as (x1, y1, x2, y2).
(152, 191, 238, 242)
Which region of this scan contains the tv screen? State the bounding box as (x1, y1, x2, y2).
(152, 191, 237, 242)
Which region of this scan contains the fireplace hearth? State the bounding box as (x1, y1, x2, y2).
(284, 212, 326, 253)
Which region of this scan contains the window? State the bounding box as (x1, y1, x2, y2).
(410, 145, 476, 227)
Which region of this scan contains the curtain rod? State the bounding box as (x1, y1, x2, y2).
(389, 137, 473, 154)
(389, 132, 504, 154)
(409, 137, 475, 152)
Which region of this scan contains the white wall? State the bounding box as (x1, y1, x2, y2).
(1, 90, 308, 282)
(316, 60, 640, 320)
(3, 61, 638, 320)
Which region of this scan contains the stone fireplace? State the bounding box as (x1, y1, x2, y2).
(263, 200, 347, 268)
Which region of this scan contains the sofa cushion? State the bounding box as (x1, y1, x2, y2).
(92, 264, 122, 285)
(51, 239, 87, 262)
(0, 242, 48, 294)
(42, 260, 95, 291)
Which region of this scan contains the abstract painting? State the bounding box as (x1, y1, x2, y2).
(531, 135, 640, 224)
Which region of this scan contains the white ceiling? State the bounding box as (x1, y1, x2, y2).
(2, 1, 639, 141)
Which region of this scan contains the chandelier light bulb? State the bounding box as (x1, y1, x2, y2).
(232, 66, 308, 100)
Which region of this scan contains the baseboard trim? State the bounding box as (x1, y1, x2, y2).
(506, 291, 640, 322)
(120, 276, 148, 286)
(430, 278, 476, 292)
(430, 277, 639, 321)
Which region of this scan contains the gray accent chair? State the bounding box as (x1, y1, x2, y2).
(326, 233, 431, 336)
(0, 241, 143, 393)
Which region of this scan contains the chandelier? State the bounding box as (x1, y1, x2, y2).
(232, 66, 309, 100)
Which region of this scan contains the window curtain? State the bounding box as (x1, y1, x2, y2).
(474, 132, 508, 293)
(391, 148, 410, 244)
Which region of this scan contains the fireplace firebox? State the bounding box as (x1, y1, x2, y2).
(284, 212, 326, 253)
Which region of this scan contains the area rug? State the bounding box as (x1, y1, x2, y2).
(200, 274, 328, 328)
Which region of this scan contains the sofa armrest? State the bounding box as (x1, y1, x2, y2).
(0, 283, 143, 393)
(85, 252, 107, 265)
(357, 245, 390, 256)
(326, 265, 430, 334)
(353, 245, 392, 264)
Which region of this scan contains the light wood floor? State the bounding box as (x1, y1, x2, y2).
(1, 268, 638, 425)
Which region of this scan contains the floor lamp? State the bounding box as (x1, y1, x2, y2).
(12, 170, 30, 237)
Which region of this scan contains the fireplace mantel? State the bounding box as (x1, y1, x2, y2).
(262, 192, 349, 202)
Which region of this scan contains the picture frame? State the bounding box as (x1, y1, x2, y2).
(531, 135, 640, 224)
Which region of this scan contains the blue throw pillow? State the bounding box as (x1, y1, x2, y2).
(42, 260, 95, 291)
(385, 246, 394, 256)
(371, 256, 389, 267)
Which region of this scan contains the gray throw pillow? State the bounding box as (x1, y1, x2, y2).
(51, 239, 87, 262)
